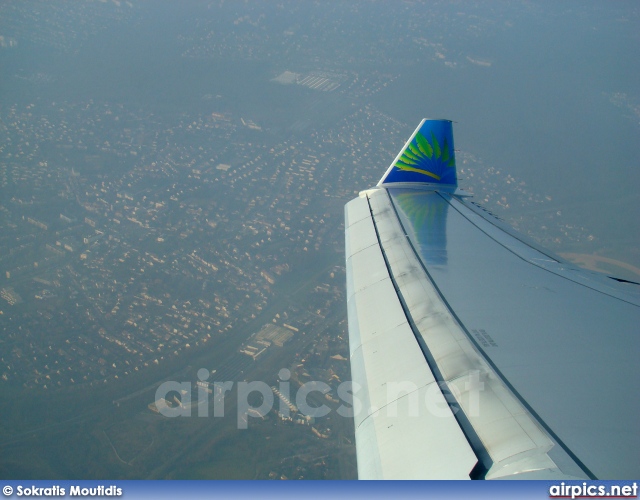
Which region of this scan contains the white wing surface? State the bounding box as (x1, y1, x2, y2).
(345, 120, 640, 480)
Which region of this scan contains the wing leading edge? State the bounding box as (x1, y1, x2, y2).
(345, 120, 640, 479)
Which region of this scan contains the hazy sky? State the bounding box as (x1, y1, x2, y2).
(1, 1, 638, 268)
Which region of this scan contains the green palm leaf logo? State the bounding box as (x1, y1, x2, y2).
(394, 131, 456, 183)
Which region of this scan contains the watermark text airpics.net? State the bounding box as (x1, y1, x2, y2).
(153, 368, 484, 429)
(549, 482, 637, 499)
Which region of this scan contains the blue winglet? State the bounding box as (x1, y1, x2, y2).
(378, 119, 458, 188)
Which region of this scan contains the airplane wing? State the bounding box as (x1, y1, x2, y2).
(344, 119, 640, 480)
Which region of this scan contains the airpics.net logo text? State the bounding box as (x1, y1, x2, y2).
(549, 482, 638, 499)
(152, 367, 484, 428)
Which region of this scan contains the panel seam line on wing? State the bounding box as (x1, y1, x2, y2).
(441, 192, 639, 307)
(385, 188, 597, 480)
(365, 191, 490, 478)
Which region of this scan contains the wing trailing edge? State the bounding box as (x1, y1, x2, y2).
(345, 195, 478, 479)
